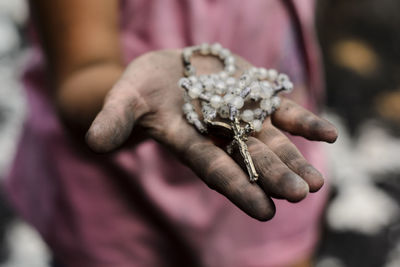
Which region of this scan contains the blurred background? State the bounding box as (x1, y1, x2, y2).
(0, 0, 399, 266)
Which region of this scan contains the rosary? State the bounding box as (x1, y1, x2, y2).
(178, 43, 293, 182)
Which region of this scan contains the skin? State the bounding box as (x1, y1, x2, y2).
(33, 0, 338, 223)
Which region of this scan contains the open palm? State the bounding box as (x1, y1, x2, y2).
(86, 49, 338, 221)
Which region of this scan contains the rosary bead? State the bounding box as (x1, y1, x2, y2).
(226, 77, 236, 86)
(219, 48, 230, 59)
(218, 105, 230, 119)
(225, 56, 235, 65)
(210, 95, 223, 109)
(184, 65, 196, 77)
(278, 73, 289, 83)
(219, 71, 229, 80)
(199, 75, 208, 83)
(271, 96, 281, 109)
(260, 81, 273, 99)
(189, 76, 198, 84)
(250, 81, 260, 92)
(178, 77, 191, 89)
(228, 87, 241, 95)
(247, 67, 258, 76)
(225, 64, 236, 75)
(186, 111, 199, 123)
(253, 108, 263, 119)
(183, 49, 192, 59)
(194, 119, 207, 133)
(211, 43, 222, 55)
(260, 99, 273, 113)
(258, 68, 268, 80)
(202, 104, 217, 120)
(199, 93, 211, 101)
(230, 96, 244, 109)
(188, 83, 203, 99)
(215, 81, 227, 94)
(240, 74, 251, 82)
(282, 80, 293, 92)
(238, 80, 247, 89)
(252, 119, 263, 132)
(241, 109, 254, 122)
(203, 78, 214, 91)
(268, 69, 278, 81)
(223, 93, 235, 104)
(182, 102, 194, 114)
(200, 43, 210, 55)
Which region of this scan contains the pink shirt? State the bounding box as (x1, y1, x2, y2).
(6, 1, 328, 266)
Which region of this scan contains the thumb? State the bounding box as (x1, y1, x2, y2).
(86, 78, 149, 153)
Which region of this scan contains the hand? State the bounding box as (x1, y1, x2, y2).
(86, 50, 338, 221)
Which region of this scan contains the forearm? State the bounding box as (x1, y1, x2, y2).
(55, 62, 124, 132)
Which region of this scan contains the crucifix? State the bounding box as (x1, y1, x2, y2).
(204, 114, 259, 182)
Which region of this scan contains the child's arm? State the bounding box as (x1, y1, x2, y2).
(32, 0, 123, 131)
(33, 0, 337, 221)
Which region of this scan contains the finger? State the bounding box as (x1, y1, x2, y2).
(242, 137, 310, 203)
(272, 98, 338, 143)
(86, 79, 149, 153)
(257, 125, 324, 192)
(157, 118, 276, 221)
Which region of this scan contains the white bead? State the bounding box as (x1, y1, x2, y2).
(183, 49, 192, 59)
(282, 81, 293, 92)
(252, 120, 263, 132)
(184, 65, 196, 77)
(215, 81, 226, 94)
(240, 74, 251, 82)
(182, 103, 194, 114)
(189, 76, 198, 84)
(210, 74, 219, 81)
(238, 80, 246, 89)
(199, 75, 208, 82)
(218, 105, 230, 119)
(188, 83, 202, 99)
(223, 93, 235, 104)
(210, 43, 222, 55)
(202, 105, 217, 120)
(219, 71, 228, 80)
(260, 81, 273, 99)
(225, 64, 235, 74)
(203, 91, 212, 99)
(228, 87, 241, 95)
(241, 109, 254, 122)
(226, 77, 236, 86)
(200, 43, 210, 55)
(186, 111, 198, 123)
(219, 48, 230, 59)
(278, 73, 289, 83)
(230, 96, 244, 109)
(178, 77, 190, 88)
(203, 78, 214, 91)
(225, 56, 235, 65)
(254, 108, 263, 119)
(210, 95, 223, 109)
(268, 69, 278, 81)
(258, 68, 268, 80)
(247, 67, 258, 76)
(250, 81, 261, 93)
(271, 96, 281, 109)
(260, 99, 273, 112)
(248, 82, 260, 100)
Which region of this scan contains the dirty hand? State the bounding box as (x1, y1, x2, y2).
(86, 50, 338, 221)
